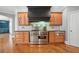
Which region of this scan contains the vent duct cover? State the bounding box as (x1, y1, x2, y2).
(28, 6, 51, 22)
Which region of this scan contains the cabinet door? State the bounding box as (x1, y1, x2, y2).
(54, 12, 62, 25)
(55, 32, 65, 43)
(23, 32, 29, 44)
(50, 13, 55, 25)
(15, 32, 29, 44)
(50, 12, 62, 25)
(15, 32, 24, 44)
(18, 12, 29, 26)
(49, 32, 55, 43)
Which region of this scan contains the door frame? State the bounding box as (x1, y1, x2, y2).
(67, 10, 79, 47)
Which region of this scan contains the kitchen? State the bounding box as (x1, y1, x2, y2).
(0, 6, 79, 52)
(14, 6, 65, 45)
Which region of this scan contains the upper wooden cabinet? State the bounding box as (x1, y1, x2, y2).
(50, 12, 62, 26)
(17, 12, 29, 26)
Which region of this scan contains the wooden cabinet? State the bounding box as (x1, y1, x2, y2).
(15, 32, 29, 44)
(50, 12, 62, 26)
(23, 32, 29, 43)
(49, 32, 55, 43)
(55, 32, 65, 43)
(49, 31, 65, 43)
(17, 12, 29, 26)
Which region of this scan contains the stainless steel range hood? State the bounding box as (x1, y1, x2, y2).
(28, 6, 51, 22)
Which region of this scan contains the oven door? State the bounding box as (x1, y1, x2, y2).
(38, 35, 48, 44)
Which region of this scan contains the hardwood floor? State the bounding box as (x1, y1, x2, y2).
(0, 33, 79, 53)
(13, 44, 79, 53)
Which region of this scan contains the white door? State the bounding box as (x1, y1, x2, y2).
(69, 13, 79, 47)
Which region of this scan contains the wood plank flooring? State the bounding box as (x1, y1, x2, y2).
(0, 33, 79, 53)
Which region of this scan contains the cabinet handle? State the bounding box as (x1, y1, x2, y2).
(56, 33, 59, 36)
(70, 30, 72, 32)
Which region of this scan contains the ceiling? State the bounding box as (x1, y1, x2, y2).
(0, 6, 66, 15)
(50, 6, 66, 12)
(0, 6, 28, 15)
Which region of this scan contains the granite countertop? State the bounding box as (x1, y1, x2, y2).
(48, 30, 65, 32)
(15, 30, 30, 32)
(15, 30, 65, 32)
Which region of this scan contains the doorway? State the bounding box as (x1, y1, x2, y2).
(69, 12, 79, 47)
(0, 20, 9, 52)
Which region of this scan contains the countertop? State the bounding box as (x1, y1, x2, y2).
(15, 31, 30, 32)
(15, 30, 65, 32)
(48, 30, 65, 32)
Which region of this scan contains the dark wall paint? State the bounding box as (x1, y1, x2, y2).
(0, 20, 9, 33)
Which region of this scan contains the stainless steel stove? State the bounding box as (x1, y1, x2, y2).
(30, 30, 48, 44)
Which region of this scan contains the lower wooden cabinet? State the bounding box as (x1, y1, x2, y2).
(49, 32, 55, 43)
(15, 31, 29, 44)
(49, 31, 65, 43)
(23, 32, 29, 43)
(55, 32, 65, 43)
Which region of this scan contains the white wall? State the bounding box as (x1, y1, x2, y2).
(0, 15, 9, 20)
(62, 7, 69, 44)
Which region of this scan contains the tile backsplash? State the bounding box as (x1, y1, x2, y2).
(47, 25, 65, 31)
(15, 22, 65, 31)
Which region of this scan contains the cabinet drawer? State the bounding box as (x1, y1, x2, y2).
(16, 37, 24, 40)
(15, 32, 24, 38)
(15, 35, 24, 38)
(55, 35, 64, 39)
(15, 38, 24, 39)
(55, 32, 64, 36)
(55, 38, 64, 42)
(15, 40, 23, 44)
(15, 32, 23, 34)
(15, 35, 23, 38)
(24, 32, 29, 36)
